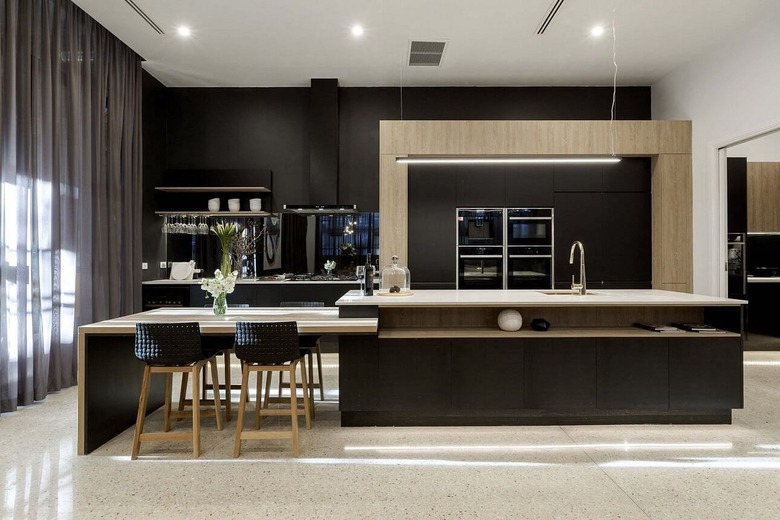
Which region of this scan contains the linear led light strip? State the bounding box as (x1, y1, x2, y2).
(396, 157, 621, 164)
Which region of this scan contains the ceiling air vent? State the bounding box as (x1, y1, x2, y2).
(536, 0, 567, 35)
(124, 0, 164, 35)
(408, 41, 447, 67)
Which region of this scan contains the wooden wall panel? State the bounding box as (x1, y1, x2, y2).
(380, 120, 692, 156)
(747, 162, 780, 232)
(379, 120, 693, 287)
(651, 155, 693, 290)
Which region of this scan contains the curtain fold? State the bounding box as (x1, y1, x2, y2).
(0, 0, 142, 411)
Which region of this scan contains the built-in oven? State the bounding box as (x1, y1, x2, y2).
(457, 209, 504, 246)
(507, 246, 553, 289)
(457, 246, 504, 290)
(506, 208, 553, 246)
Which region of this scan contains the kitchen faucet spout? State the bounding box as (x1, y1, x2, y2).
(569, 241, 587, 295)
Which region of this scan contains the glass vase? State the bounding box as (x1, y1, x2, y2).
(213, 293, 227, 316)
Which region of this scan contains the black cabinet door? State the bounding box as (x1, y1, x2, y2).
(554, 163, 602, 192)
(669, 337, 743, 409)
(408, 165, 457, 286)
(524, 339, 597, 409)
(727, 157, 747, 233)
(376, 339, 452, 411)
(597, 338, 669, 409)
(455, 164, 506, 206)
(602, 158, 651, 192)
(339, 335, 380, 410)
(451, 339, 524, 409)
(505, 165, 554, 206)
(600, 192, 651, 284)
(553, 192, 605, 286)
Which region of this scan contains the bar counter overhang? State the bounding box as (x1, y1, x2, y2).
(77, 307, 377, 455)
(335, 289, 747, 429)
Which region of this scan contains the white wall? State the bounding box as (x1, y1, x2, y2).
(652, 3, 780, 295)
(727, 130, 780, 162)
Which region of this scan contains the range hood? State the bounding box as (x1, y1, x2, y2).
(283, 204, 357, 214)
(283, 79, 360, 215)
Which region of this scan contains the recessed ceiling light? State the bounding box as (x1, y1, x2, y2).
(351, 24, 364, 37)
(177, 26, 191, 38)
(590, 25, 605, 37)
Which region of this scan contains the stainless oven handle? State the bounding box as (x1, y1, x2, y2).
(459, 254, 503, 259)
(508, 217, 552, 221)
(509, 255, 553, 258)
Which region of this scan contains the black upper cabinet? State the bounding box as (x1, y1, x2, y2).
(409, 165, 457, 285)
(554, 164, 603, 192)
(505, 165, 554, 206)
(554, 193, 606, 284)
(727, 157, 748, 233)
(600, 193, 651, 283)
(602, 158, 651, 192)
(455, 165, 507, 207)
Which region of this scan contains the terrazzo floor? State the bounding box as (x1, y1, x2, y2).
(3, 352, 780, 519)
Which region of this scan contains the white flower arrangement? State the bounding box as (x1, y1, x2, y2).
(324, 260, 336, 272)
(200, 269, 239, 298)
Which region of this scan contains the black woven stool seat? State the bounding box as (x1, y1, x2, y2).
(234, 321, 301, 364)
(135, 322, 204, 366)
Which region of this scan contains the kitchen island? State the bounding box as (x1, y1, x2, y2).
(77, 307, 377, 455)
(336, 289, 746, 427)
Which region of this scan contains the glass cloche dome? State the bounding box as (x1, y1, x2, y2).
(379, 255, 411, 294)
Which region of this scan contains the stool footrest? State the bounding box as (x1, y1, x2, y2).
(239, 431, 293, 441)
(139, 432, 192, 442)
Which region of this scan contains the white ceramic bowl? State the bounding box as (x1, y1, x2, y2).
(207, 198, 220, 212)
(228, 198, 240, 212)
(249, 198, 262, 211)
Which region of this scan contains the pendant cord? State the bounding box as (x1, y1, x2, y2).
(610, 0, 618, 157)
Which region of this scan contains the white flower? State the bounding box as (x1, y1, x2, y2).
(324, 260, 336, 271)
(200, 269, 239, 298)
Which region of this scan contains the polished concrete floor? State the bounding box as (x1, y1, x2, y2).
(3, 352, 780, 519)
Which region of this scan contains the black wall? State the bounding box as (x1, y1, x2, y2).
(141, 71, 168, 281)
(142, 79, 651, 272)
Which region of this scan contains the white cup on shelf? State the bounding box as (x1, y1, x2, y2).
(207, 198, 220, 212)
(228, 198, 241, 212)
(249, 198, 262, 212)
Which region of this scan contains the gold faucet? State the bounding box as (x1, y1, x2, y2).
(569, 240, 587, 296)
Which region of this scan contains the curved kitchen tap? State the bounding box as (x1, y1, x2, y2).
(569, 241, 587, 295)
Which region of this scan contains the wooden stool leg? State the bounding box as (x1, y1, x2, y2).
(177, 371, 188, 421)
(289, 362, 300, 457)
(224, 351, 232, 421)
(163, 372, 172, 432)
(192, 364, 201, 458)
(315, 342, 325, 401)
(263, 370, 272, 409)
(233, 364, 250, 458)
(300, 357, 312, 430)
(209, 357, 224, 431)
(131, 365, 152, 460)
(255, 370, 263, 430)
(303, 350, 315, 419)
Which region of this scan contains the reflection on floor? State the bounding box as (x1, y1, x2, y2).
(3, 352, 780, 518)
(745, 332, 780, 351)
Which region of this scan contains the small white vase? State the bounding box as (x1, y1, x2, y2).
(497, 309, 523, 331)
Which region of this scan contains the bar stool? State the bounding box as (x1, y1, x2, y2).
(131, 322, 223, 460)
(277, 302, 326, 407)
(233, 321, 311, 457)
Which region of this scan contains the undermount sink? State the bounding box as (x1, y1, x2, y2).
(538, 290, 602, 296)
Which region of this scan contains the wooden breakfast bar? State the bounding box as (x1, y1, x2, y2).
(336, 289, 747, 427)
(77, 307, 377, 455)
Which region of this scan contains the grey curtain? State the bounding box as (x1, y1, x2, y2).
(0, 0, 142, 411)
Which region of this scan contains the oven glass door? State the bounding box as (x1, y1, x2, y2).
(458, 248, 504, 289)
(507, 208, 552, 246)
(506, 249, 552, 289)
(457, 209, 504, 246)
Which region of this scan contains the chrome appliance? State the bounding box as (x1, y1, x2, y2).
(457, 246, 505, 290)
(457, 208, 504, 246)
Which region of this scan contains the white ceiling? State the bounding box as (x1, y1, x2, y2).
(72, 0, 773, 87)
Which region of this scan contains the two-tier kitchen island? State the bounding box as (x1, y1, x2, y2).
(336, 289, 747, 427)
